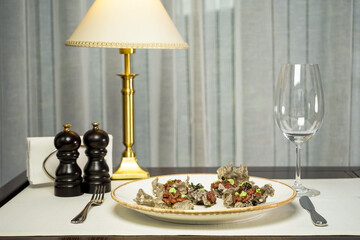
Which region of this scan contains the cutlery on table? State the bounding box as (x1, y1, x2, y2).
(299, 196, 328, 227)
(71, 185, 105, 224)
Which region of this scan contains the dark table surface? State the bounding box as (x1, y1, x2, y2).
(1, 166, 359, 240)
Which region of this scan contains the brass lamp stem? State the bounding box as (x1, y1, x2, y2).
(124, 50, 131, 75)
(112, 48, 150, 180)
(121, 49, 135, 159)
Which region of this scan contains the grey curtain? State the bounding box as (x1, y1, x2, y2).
(1, 0, 359, 187)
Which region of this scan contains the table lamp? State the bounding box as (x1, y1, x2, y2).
(65, 0, 188, 179)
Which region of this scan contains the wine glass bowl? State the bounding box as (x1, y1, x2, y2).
(274, 64, 324, 197)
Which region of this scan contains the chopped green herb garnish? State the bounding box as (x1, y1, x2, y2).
(235, 192, 239, 196)
(240, 182, 252, 190)
(228, 179, 235, 185)
(169, 187, 177, 194)
(240, 191, 247, 197)
(181, 194, 187, 198)
(256, 188, 261, 194)
(190, 182, 204, 191)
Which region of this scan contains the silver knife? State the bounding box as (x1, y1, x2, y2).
(299, 196, 328, 227)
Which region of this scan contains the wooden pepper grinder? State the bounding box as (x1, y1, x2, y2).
(54, 124, 83, 197)
(82, 122, 111, 193)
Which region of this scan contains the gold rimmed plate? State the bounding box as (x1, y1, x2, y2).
(111, 174, 296, 224)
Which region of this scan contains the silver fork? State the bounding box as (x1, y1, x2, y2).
(71, 185, 105, 224)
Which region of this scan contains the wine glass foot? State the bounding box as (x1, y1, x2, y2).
(293, 184, 320, 197)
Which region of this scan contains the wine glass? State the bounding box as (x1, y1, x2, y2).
(274, 63, 324, 197)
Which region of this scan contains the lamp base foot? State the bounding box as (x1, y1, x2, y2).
(112, 157, 150, 180)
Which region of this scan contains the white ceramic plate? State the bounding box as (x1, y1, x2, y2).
(111, 174, 296, 224)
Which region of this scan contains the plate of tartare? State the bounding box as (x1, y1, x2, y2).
(111, 174, 296, 224)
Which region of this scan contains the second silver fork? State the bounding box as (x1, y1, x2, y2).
(71, 185, 105, 224)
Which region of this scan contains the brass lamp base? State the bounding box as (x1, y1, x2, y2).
(112, 157, 150, 180)
(111, 48, 150, 180)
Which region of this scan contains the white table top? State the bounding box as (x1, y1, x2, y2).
(0, 178, 359, 237)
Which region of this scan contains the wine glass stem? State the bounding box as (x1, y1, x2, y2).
(294, 144, 302, 188)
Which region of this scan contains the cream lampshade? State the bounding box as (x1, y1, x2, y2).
(66, 0, 188, 179)
(66, 0, 188, 49)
